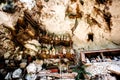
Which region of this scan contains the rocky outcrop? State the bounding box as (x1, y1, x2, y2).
(0, 0, 120, 53)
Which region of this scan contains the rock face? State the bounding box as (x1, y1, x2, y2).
(0, 1, 120, 79)
(86, 61, 120, 76)
(34, 0, 120, 51)
(0, 0, 120, 52)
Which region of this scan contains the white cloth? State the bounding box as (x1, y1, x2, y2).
(12, 68, 22, 78)
(5, 72, 12, 80)
(26, 63, 36, 73)
(25, 73, 37, 80)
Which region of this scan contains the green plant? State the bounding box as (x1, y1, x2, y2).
(72, 62, 91, 80)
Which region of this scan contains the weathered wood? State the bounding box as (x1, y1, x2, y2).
(81, 48, 120, 63)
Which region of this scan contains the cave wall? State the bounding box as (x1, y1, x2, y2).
(36, 0, 120, 51)
(0, 0, 120, 52)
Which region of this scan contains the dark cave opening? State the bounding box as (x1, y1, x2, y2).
(87, 33, 94, 42)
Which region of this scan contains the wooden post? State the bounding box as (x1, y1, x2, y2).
(81, 52, 86, 64)
(100, 52, 105, 61)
